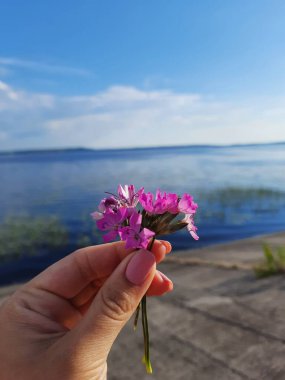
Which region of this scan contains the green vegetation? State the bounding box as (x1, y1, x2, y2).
(0, 216, 68, 260)
(76, 234, 93, 248)
(196, 187, 285, 224)
(254, 244, 285, 278)
(200, 187, 285, 209)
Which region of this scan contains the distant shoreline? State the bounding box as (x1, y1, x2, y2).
(0, 141, 285, 156)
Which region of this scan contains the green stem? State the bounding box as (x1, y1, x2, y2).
(133, 302, 140, 331)
(142, 294, 152, 373)
(148, 236, 156, 251)
(134, 236, 155, 332)
(140, 236, 156, 373)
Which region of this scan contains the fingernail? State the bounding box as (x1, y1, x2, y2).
(126, 250, 156, 285)
(161, 241, 172, 254)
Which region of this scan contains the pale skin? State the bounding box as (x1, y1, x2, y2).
(0, 240, 173, 380)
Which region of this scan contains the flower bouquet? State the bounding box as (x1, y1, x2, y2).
(92, 185, 198, 373)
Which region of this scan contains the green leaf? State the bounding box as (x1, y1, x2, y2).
(263, 244, 276, 268)
(158, 212, 179, 225)
(157, 222, 188, 235)
(277, 247, 285, 266)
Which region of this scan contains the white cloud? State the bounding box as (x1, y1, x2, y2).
(0, 57, 90, 76)
(0, 80, 285, 151)
(0, 80, 54, 110)
(0, 81, 19, 101)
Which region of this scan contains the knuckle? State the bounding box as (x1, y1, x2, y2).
(100, 288, 134, 322)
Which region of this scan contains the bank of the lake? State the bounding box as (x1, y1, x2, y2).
(1, 231, 285, 379)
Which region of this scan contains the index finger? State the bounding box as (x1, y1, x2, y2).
(28, 240, 171, 299)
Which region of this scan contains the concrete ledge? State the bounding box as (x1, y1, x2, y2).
(1, 232, 285, 379)
(108, 232, 285, 379)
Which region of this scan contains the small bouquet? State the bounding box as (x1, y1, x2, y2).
(92, 185, 198, 373)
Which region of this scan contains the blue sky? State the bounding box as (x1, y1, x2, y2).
(0, 0, 285, 150)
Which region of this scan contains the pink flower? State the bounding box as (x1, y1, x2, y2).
(139, 190, 179, 214)
(90, 211, 104, 220)
(91, 196, 121, 221)
(117, 184, 144, 207)
(139, 192, 154, 213)
(183, 214, 199, 240)
(178, 194, 198, 214)
(164, 192, 179, 213)
(99, 196, 120, 212)
(119, 211, 155, 249)
(96, 207, 128, 243)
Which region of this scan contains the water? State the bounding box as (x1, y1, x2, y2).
(0, 144, 285, 284)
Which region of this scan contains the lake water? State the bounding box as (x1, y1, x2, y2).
(0, 144, 285, 284)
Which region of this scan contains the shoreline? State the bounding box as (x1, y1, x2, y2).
(1, 141, 284, 156)
(172, 230, 285, 263)
(1, 230, 284, 295)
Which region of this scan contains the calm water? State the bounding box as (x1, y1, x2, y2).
(0, 144, 285, 284)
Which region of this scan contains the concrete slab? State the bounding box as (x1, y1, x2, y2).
(1, 232, 285, 379)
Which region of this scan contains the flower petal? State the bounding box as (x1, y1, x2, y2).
(91, 211, 103, 220)
(103, 230, 118, 243)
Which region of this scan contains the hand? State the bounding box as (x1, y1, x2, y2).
(0, 240, 173, 380)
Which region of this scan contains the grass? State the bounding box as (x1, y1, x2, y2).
(0, 216, 69, 260)
(254, 244, 285, 278)
(195, 187, 285, 224)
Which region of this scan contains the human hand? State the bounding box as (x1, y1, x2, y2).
(0, 241, 173, 380)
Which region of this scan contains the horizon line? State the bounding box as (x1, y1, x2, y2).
(0, 141, 284, 155)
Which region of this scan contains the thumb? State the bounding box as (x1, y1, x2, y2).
(70, 249, 156, 361)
